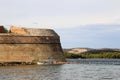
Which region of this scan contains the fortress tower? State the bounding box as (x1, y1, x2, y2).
(0, 26, 65, 64)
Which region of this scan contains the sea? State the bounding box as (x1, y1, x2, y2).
(0, 59, 120, 80)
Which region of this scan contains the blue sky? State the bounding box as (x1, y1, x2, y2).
(0, 0, 120, 48)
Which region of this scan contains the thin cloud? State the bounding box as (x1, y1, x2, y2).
(0, 0, 120, 48)
(55, 24, 120, 48)
(0, 0, 120, 29)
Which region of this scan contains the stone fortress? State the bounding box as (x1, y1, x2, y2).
(0, 26, 65, 64)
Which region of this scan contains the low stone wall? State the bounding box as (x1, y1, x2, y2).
(10, 26, 59, 37)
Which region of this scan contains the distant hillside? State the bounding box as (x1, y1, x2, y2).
(63, 48, 120, 54)
(63, 48, 120, 59)
(63, 48, 91, 54)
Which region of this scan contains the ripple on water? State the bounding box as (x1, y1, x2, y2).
(0, 61, 119, 80)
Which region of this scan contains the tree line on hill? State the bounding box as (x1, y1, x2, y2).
(63, 48, 120, 59)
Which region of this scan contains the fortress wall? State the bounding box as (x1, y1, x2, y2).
(10, 26, 59, 37)
(0, 44, 65, 62)
(25, 28, 59, 37)
(0, 36, 60, 43)
(0, 26, 66, 63)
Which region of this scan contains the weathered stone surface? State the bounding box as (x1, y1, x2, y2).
(10, 26, 27, 34)
(0, 26, 66, 63)
(0, 36, 60, 43)
(10, 26, 59, 37)
(0, 44, 65, 62)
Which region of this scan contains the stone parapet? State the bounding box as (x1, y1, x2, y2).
(10, 26, 59, 37)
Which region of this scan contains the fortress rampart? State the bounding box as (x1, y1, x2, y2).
(0, 26, 65, 64)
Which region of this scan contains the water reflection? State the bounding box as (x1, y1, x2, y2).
(0, 60, 120, 80)
(0, 65, 63, 80)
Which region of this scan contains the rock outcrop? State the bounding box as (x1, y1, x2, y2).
(10, 26, 27, 34)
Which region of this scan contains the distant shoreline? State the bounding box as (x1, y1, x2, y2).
(63, 48, 120, 59)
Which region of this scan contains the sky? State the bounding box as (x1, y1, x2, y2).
(0, 0, 120, 48)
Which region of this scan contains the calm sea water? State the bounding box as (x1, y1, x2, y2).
(0, 59, 120, 80)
